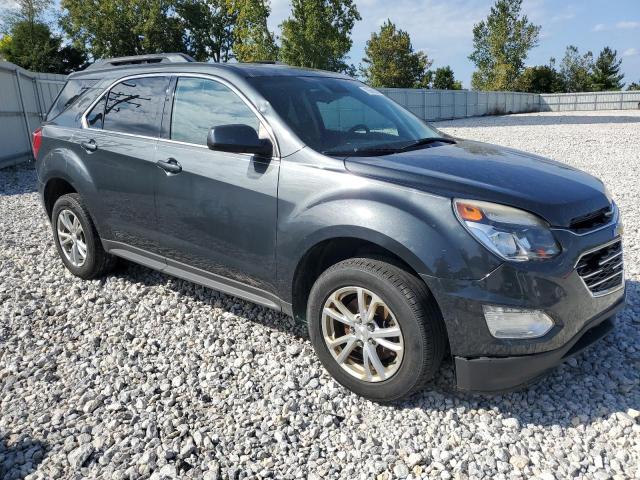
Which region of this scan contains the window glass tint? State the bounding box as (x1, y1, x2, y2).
(171, 77, 260, 145)
(86, 95, 106, 129)
(248, 76, 440, 154)
(103, 77, 169, 136)
(316, 96, 398, 136)
(47, 79, 98, 121)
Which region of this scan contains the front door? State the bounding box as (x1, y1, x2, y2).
(154, 76, 280, 296)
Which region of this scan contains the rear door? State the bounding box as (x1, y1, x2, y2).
(154, 75, 280, 295)
(74, 75, 171, 253)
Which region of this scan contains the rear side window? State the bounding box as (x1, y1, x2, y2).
(103, 76, 170, 137)
(170, 77, 260, 145)
(46, 79, 99, 121)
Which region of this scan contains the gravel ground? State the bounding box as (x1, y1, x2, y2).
(1, 110, 639, 480)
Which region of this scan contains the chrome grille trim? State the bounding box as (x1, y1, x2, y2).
(576, 239, 624, 297)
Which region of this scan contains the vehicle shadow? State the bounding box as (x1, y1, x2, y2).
(0, 433, 47, 480)
(434, 113, 640, 128)
(111, 262, 638, 429)
(0, 163, 37, 196)
(403, 279, 639, 429)
(110, 261, 308, 340)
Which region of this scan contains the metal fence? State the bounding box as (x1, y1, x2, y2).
(378, 88, 539, 121)
(0, 62, 66, 169)
(540, 91, 640, 112)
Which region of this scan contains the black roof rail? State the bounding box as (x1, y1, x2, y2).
(85, 53, 196, 70)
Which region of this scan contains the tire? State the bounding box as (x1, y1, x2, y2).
(51, 193, 116, 279)
(307, 257, 446, 403)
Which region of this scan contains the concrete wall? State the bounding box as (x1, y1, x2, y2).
(0, 62, 66, 169)
(377, 88, 539, 121)
(1, 60, 639, 170)
(540, 91, 640, 112)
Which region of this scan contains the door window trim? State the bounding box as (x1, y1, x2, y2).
(80, 72, 280, 157)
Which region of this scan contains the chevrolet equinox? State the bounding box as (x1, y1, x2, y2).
(33, 53, 626, 402)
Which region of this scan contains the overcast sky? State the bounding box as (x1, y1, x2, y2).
(267, 0, 640, 88)
(2, 0, 638, 88)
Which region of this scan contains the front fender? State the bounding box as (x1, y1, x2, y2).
(276, 152, 502, 302)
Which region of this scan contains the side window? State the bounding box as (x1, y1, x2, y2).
(317, 96, 399, 137)
(47, 79, 98, 121)
(170, 77, 260, 146)
(103, 76, 170, 136)
(86, 95, 106, 129)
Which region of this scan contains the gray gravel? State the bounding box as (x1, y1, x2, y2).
(1, 110, 639, 479)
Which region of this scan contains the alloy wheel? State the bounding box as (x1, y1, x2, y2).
(56, 209, 87, 267)
(321, 286, 404, 382)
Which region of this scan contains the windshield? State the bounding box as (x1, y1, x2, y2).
(248, 76, 442, 155)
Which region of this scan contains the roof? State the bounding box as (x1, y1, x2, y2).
(69, 59, 353, 81)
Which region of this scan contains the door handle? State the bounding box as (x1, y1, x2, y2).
(157, 158, 182, 174)
(80, 139, 97, 152)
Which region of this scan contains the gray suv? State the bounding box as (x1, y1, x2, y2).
(34, 54, 625, 401)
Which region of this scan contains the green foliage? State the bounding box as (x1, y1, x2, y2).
(60, 0, 185, 59)
(469, 0, 540, 91)
(431, 66, 462, 90)
(360, 20, 431, 88)
(177, 0, 235, 62)
(0, 20, 86, 73)
(628, 81, 640, 91)
(516, 62, 564, 93)
(591, 47, 624, 91)
(228, 0, 278, 62)
(560, 45, 593, 92)
(280, 0, 360, 73)
(1, 0, 51, 33)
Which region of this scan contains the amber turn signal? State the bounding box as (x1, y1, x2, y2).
(456, 202, 484, 222)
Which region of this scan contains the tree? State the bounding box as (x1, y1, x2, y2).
(228, 0, 278, 62)
(516, 61, 564, 93)
(591, 47, 624, 91)
(280, 0, 361, 73)
(1, 0, 86, 73)
(1, 0, 51, 32)
(628, 81, 640, 91)
(431, 66, 463, 90)
(177, 0, 235, 62)
(360, 20, 431, 88)
(469, 0, 540, 91)
(60, 0, 185, 59)
(560, 45, 593, 92)
(0, 36, 10, 60)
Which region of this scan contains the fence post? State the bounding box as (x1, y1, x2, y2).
(15, 70, 34, 161)
(423, 89, 428, 121)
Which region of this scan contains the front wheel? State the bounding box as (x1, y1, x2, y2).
(307, 258, 446, 402)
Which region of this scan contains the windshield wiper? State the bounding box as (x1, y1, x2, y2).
(396, 137, 456, 152)
(322, 137, 456, 157)
(322, 147, 401, 157)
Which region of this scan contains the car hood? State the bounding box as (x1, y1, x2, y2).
(344, 139, 611, 228)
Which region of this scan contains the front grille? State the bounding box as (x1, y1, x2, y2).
(576, 240, 624, 295)
(569, 205, 614, 233)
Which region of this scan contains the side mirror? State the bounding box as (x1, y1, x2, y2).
(206, 124, 272, 157)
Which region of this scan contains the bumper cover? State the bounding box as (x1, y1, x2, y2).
(454, 296, 623, 392)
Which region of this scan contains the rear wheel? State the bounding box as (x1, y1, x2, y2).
(307, 257, 446, 402)
(52, 193, 116, 279)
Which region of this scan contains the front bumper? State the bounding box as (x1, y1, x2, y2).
(454, 298, 622, 392)
(421, 221, 626, 392)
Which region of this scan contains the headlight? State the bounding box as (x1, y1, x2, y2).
(454, 199, 560, 261)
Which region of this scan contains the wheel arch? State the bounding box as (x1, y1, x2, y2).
(43, 177, 77, 219)
(289, 229, 433, 324)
